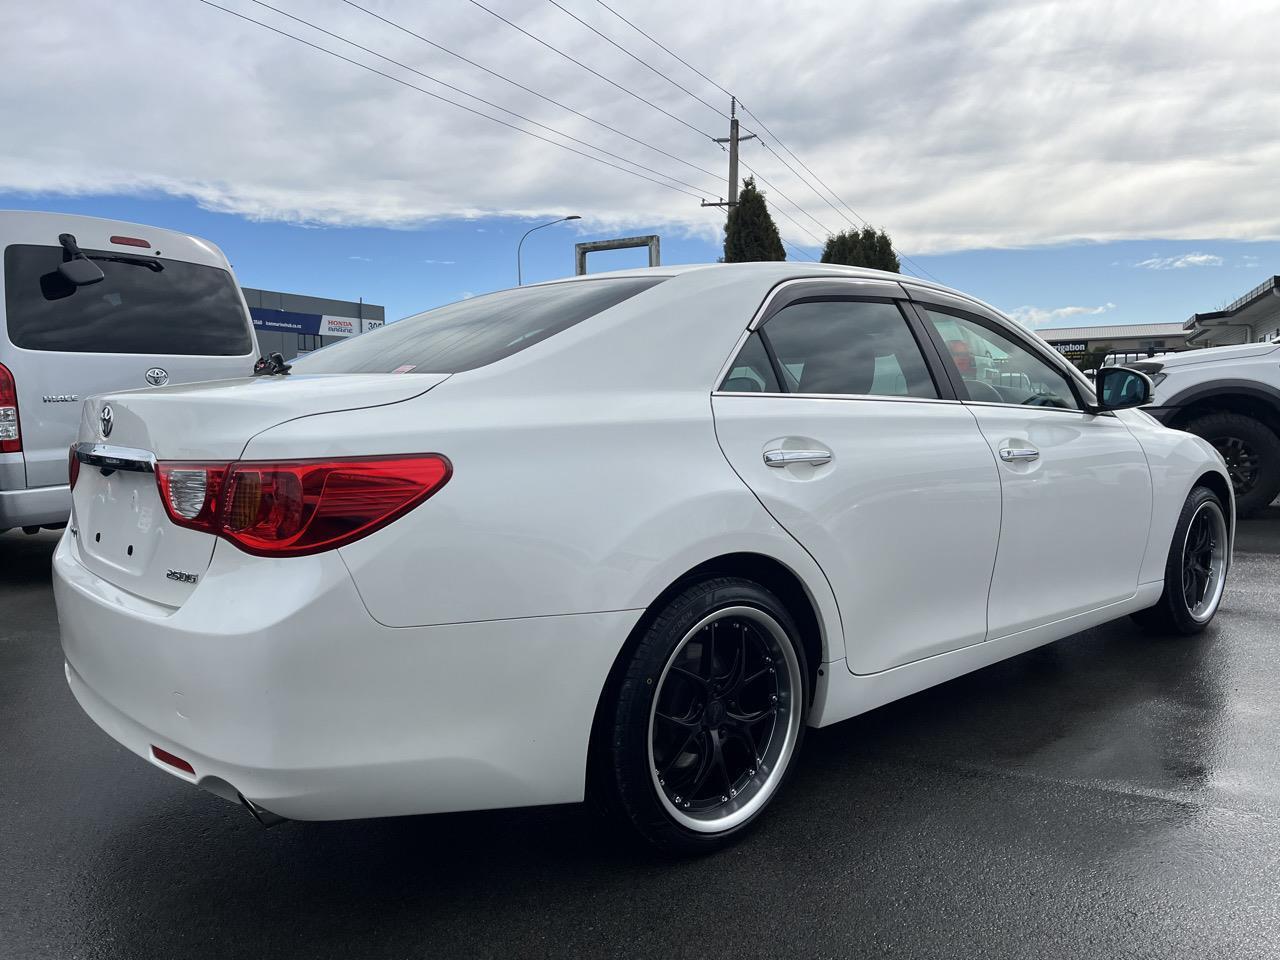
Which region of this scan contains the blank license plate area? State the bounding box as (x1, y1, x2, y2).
(73, 465, 216, 604)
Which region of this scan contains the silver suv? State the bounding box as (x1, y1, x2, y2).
(1, 211, 258, 534)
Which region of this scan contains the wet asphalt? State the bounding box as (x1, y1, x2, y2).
(2, 516, 1278, 960)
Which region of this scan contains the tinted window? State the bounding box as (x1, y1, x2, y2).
(719, 332, 780, 392)
(293, 277, 666, 374)
(925, 310, 1079, 410)
(4, 244, 252, 355)
(761, 300, 937, 398)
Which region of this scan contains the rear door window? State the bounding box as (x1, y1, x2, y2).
(759, 299, 938, 398)
(292, 277, 667, 374)
(4, 244, 253, 355)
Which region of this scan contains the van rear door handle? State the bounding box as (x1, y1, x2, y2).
(764, 449, 832, 467)
(999, 447, 1040, 463)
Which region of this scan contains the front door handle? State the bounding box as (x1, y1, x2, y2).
(999, 447, 1040, 463)
(764, 449, 832, 467)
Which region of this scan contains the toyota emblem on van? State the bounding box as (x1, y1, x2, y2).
(145, 367, 169, 386)
(100, 404, 113, 438)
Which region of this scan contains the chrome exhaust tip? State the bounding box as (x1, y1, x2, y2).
(238, 793, 288, 828)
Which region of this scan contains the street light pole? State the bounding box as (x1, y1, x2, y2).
(517, 215, 581, 285)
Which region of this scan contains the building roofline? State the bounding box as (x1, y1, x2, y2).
(1184, 275, 1280, 331)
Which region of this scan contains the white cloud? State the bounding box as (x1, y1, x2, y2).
(347, 255, 372, 261)
(422, 258, 457, 265)
(3, 1, 1280, 251)
(1134, 253, 1224, 270)
(1009, 302, 1116, 329)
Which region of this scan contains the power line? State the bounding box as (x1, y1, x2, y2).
(465, 0, 716, 145)
(336, 0, 723, 183)
(190, 0, 709, 201)
(241, 0, 716, 196)
(738, 158, 835, 242)
(546, 0, 727, 120)
(586, 0, 944, 281)
(590, 0, 733, 100)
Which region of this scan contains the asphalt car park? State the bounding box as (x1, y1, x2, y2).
(4, 513, 1279, 959)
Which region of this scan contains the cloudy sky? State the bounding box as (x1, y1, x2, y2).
(3, 0, 1279, 324)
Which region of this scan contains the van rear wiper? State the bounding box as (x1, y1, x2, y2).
(86, 254, 164, 273)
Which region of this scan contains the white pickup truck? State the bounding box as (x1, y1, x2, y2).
(1129, 340, 1280, 517)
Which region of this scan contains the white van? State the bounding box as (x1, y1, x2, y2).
(1, 211, 258, 534)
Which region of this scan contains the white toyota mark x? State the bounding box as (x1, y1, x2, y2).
(55, 263, 1233, 853)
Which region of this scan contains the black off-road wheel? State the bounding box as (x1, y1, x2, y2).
(1184, 412, 1280, 518)
(1131, 485, 1230, 635)
(595, 577, 809, 856)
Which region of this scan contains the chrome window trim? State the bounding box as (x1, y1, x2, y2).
(712, 390, 963, 406)
(958, 399, 1114, 418)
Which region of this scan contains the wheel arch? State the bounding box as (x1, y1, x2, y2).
(1166, 383, 1280, 435)
(1193, 468, 1235, 542)
(585, 551, 832, 795)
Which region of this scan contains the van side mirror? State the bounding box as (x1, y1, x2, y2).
(1094, 366, 1153, 412)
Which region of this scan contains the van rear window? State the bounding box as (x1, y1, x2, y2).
(291, 277, 667, 374)
(4, 244, 253, 355)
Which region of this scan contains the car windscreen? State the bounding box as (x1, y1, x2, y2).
(4, 243, 253, 355)
(291, 277, 667, 374)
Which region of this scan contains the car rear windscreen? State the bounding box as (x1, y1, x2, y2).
(291, 277, 667, 374)
(4, 244, 254, 355)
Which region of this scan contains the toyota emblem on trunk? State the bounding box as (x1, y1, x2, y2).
(145, 367, 169, 386)
(100, 404, 114, 438)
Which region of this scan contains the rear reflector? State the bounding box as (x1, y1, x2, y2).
(155, 455, 451, 557)
(151, 745, 195, 775)
(109, 235, 151, 248)
(0, 362, 20, 454)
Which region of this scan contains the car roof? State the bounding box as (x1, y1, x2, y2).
(527, 261, 1005, 320)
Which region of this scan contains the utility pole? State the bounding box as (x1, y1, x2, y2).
(701, 97, 757, 209)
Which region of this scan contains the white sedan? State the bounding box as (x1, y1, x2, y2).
(55, 263, 1232, 853)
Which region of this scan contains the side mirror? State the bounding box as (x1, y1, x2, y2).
(58, 257, 105, 287)
(1094, 366, 1153, 412)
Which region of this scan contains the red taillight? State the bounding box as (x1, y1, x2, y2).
(110, 235, 150, 248)
(151, 745, 195, 775)
(0, 362, 19, 454)
(155, 455, 450, 557)
(68, 445, 81, 489)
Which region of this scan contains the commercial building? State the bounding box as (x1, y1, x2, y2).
(242, 287, 384, 358)
(1183, 276, 1280, 347)
(1039, 322, 1191, 368)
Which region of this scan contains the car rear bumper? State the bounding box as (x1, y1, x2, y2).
(53, 530, 640, 821)
(0, 483, 70, 529)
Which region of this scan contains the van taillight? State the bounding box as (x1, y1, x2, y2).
(155, 455, 451, 557)
(0, 363, 20, 454)
(68, 446, 80, 489)
(109, 235, 150, 248)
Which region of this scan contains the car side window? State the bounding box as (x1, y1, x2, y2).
(757, 300, 938, 399)
(924, 309, 1080, 410)
(718, 331, 781, 392)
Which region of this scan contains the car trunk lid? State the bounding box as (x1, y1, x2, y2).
(70, 373, 446, 605)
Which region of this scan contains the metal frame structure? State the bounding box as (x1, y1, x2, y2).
(575, 235, 661, 275)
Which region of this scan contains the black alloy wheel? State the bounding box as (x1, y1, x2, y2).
(596, 577, 808, 855)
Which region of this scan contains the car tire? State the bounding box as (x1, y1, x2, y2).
(1131, 485, 1230, 636)
(1184, 412, 1280, 518)
(596, 577, 809, 856)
